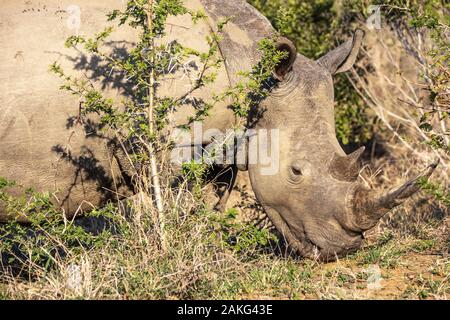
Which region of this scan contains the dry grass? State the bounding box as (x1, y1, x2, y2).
(0, 159, 447, 300)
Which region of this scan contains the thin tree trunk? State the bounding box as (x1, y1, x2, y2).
(146, 0, 166, 251)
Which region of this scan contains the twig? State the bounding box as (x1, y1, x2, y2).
(146, 0, 166, 252)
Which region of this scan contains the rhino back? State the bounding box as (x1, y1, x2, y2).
(0, 0, 271, 220)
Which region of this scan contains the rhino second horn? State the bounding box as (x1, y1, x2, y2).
(347, 146, 365, 163)
(329, 146, 365, 181)
(349, 159, 439, 231)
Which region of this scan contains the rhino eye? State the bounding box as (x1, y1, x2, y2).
(291, 166, 302, 176)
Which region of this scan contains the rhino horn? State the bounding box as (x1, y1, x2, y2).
(329, 146, 365, 181)
(349, 160, 439, 231)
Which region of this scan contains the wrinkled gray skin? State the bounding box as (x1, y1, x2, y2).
(0, 0, 437, 261)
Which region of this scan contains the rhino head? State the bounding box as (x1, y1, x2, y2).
(245, 30, 437, 261)
(200, 0, 437, 261)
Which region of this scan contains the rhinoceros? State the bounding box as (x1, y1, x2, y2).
(0, 0, 437, 261)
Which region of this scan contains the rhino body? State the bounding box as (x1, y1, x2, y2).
(0, 0, 436, 260)
(0, 0, 234, 218)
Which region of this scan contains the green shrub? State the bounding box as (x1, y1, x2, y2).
(248, 0, 374, 145)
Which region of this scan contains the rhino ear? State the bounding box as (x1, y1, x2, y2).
(273, 37, 297, 81)
(317, 29, 364, 75)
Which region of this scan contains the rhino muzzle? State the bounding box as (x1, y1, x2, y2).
(321, 159, 438, 261)
(265, 154, 439, 262)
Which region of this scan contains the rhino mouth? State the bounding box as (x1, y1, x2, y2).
(263, 205, 363, 261)
(302, 226, 364, 261)
(263, 205, 336, 261)
(301, 235, 322, 260)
